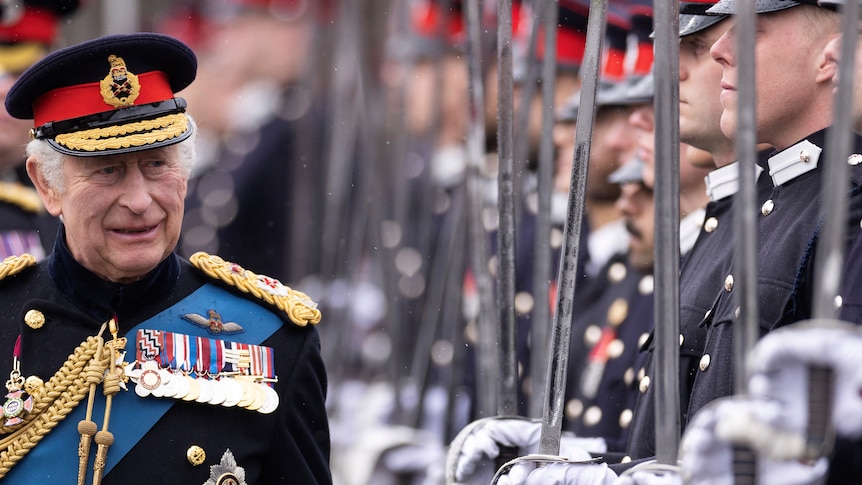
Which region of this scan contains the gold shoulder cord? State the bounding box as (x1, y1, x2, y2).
(0, 254, 37, 279)
(189, 252, 322, 326)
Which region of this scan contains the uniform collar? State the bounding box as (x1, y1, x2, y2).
(766, 130, 827, 187)
(48, 225, 181, 322)
(703, 162, 765, 202)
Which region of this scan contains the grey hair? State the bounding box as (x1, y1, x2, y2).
(26, 115, 198, 193)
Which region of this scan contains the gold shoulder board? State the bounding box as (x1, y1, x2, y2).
(0, 254, 37, 280)
(189, 252, 322, 327)
(0, 181, 44, 214)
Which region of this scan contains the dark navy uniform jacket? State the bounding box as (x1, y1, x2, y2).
(624, 131, 862, 463)
(564, 255, 654, 453)
(0, 228, 331, 484)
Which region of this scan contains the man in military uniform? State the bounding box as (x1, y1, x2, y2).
(0, 33, 330, 483)
(0, 1, 81, 260)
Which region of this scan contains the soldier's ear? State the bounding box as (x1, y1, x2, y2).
(815, 32, 841, 86)
(26, 156, 63, 218)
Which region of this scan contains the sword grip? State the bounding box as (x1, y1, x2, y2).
(494, 445, 520, 473)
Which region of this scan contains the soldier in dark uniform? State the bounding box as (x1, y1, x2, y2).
(626, 0, 862, 467)
(562, 158, 656, 453)
(0, 1, 81, 260)
(0, 33, 330, 484)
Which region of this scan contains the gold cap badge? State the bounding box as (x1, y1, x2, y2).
(100, 54, 140, 108)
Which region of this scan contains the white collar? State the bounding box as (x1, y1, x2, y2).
(703, 162, 764, 202)
(767, 139, 821, 187)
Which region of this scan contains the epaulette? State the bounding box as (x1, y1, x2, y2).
(0, 181, 44, 214)
(0, 254, 37, 280)
(189, 252, 322, 327)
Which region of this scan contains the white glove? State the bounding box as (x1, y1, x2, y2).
(495, 458, 618, 485)
(747, 320, 862, 440)
(449, 417, 606, 483)
(613, 461, 683, 485)
(680, 396, 829, 485)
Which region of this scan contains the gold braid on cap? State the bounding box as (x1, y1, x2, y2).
(54, 113, 188, 152)
(0, 183, 44, 214)
(0, 255, 37, 280)
(189, 252, 322, 327)
(0, 335, 111, 478)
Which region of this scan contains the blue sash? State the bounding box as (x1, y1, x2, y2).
(4, 283, 284, 483)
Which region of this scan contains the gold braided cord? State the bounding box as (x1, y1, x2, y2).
(0, 182, 44, 214)
(189, 252, 322, 326)
(54, 113, 189, 152)
(0, 336, 110, 478)
(0, 254, 37, 280)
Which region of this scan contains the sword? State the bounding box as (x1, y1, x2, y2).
(528, 0, 559, 420)
(465, 0, 500, 418)
(652, 0, 682, 465)
(496, 0, 520, 419)
(538, 0, 607, 456)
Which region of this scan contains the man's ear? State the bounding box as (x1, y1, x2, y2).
(816, 33, 841, 85)
(25, 157, 62, 218)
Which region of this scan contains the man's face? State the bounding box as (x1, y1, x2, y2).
(679, 19, 730, 164)
(35, 146, 188, 283)
(0, 73, 36, 171)
(551, 106, 637, 200)
(710, 7, 838, 150)
(616, 179, 655, 272)
(628, 104, 655, 188)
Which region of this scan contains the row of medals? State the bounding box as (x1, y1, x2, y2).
(125, 360, 279, 414)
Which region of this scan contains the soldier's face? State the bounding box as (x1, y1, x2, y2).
(35, 146, 188, 283)
(679, 19, 730, 160)
(616, 180, 655, 272)
(710, 8, 840, 150)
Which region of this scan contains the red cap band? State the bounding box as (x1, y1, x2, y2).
(32, 71, 174, 126)
(0, 9, 58, 45)
(537, 26, 587, 68)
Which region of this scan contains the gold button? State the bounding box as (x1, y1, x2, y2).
(24, 309, 45, 329)
(619, 409, 633, 429)
(724, 274, 734, 292)
(608, 262, 627, 283)
(607, 298, 628, 327)
(607, 339, 625, 359)
(761, 199, 774, 216)
(639, 375, 651, 393)
(514, 291, 534, 314)
(638, 275, 654, 295)
(624, 367, 635, 386)
(584, 325, 602, 346)
(637, 332, 650, 349)
(699, 354, 711, 371)
(583, 406, 602, 426)
(704, 217, 718, 233)
(566, 399, 584, 420)
(800, 150, 810, 163)
(637, 367, 646, 382)
(187, 445, 206, 466)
